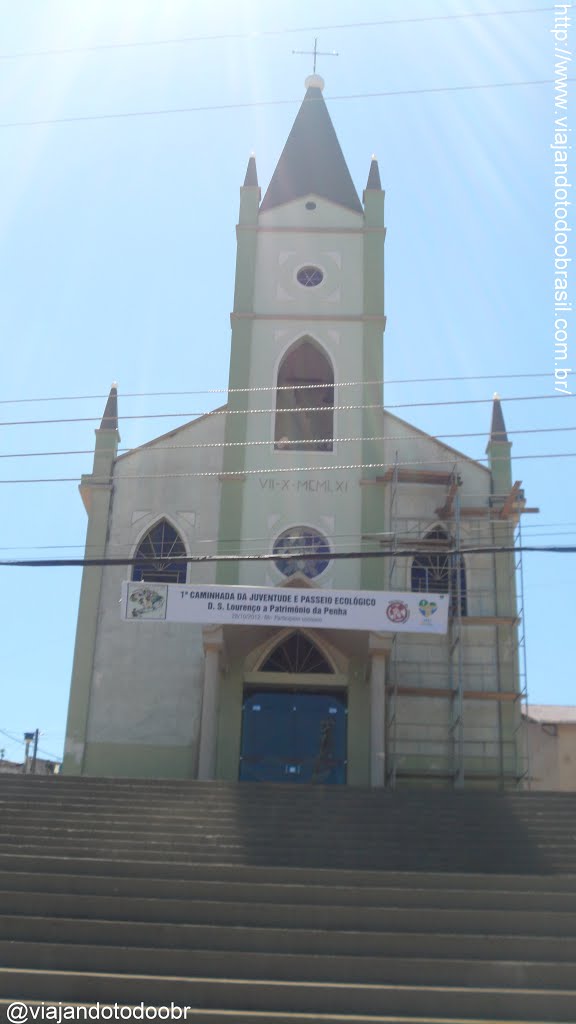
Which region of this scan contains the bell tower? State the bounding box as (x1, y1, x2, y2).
(217, 76, 386, 591)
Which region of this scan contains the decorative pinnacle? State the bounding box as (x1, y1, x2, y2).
(243, 154, 258, 187)
(100, 383, 118, 432)
(489, 394, 509, 444)
(305, 73, 325, 91)
(365, 156, 382, 191)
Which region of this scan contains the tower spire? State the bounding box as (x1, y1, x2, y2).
(260, 79, 362, 213)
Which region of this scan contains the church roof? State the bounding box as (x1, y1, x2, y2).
(115, 405, 228, 461)
(383, 409, 491, 475)
(260, 81, 363, 214)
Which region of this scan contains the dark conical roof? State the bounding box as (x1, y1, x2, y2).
(365, 157, 382, 190)
(260, 86, 362, 213)
(243, 155, 258, 187)
(100, 384, 118, 431)
(489, 394, 509, 444)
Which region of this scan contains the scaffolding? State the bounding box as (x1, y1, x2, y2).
(514, 517, 530, 787)
(384, 454, 400, 789)
(383, 461, 532, 790)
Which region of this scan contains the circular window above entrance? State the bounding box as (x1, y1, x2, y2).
(296, 265, 324, 287)
(273, 526, 331, 579)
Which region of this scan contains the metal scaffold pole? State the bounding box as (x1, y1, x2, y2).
(385, 453, 400, 790)
(514, 517, 530, 788)
(449, 466, 464, 789)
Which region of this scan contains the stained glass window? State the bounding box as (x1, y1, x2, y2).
(273, 526, 331, 579)
(411, 528, 467, 616)
(132, 520, 187, 585)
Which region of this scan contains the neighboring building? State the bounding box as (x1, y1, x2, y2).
(0, 758, 60, 775)
(63, 75, 532, 788)
(524, 706, 576, 791)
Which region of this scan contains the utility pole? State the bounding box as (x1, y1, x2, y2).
(23, 731, 39, 774)
(31, 729, 39, 775)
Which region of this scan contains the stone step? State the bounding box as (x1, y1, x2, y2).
(3, 818, 574, 843)
(6, 868, 576, 910)
(2, 780, 575, 1022)
(1, 967, 576, 1021)
(2, 782, 569, 798)
(0, 1002, 567, 1024)
(3, 797, 574, 817)
(2, 799, 574, 826)
(2, 940, 576, 990)
(5, 915, 576, 961)
(0, 842, 571, 875)
(2, 853, 575, 889)
(3, 891, 576, 935)
(2, 827, 574, 856)
(2, 870, 576, 912)
(0, 833, 572, 860)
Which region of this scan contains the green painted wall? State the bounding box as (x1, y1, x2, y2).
(361, 189, 386, 591)
(63, 427, 118, 776)
(82, 742, 196, 778)
(216, 183, 259, 586)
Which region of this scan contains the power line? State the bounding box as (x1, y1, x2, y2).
(0, 9, 553, 61)
(2, 425, 575, 461)
(10, 520, 576, 558)
(0, 392, 572, 429)
(0, 79, 563, 130)
(1, 450, 574, 485)
(2, 545, 575, 569)
(0, 372, 553, 406)
(0, 529, 572, 552)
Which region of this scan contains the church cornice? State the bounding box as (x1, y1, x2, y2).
(230, 313, 386, 324)
(236, 225, 386, 236)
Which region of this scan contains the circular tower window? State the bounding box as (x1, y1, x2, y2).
(296, 266, 324, 287)
(273, 526, 331, 579)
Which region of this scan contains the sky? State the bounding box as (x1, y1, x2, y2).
(0, 1, 573, 766)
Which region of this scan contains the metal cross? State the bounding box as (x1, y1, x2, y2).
(292, 38, 338, 75)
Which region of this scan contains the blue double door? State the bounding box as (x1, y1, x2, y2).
(239, 687, 347, 784)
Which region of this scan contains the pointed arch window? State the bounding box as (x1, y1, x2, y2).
(132, 520, 187, 585)
(411, 528, 467, 617)
(275, 338, 334, 451)
(260, 633, 334, 674)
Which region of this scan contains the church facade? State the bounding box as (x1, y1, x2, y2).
(63, 76, 528, 788)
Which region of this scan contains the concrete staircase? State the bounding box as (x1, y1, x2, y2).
(1, 776, 576, 1023)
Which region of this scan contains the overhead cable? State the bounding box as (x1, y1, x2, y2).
(2, 424, 575, 461)
(3, 544, 575, 569)
(1, 79, 565, 130)
(0, 392, 572, 429)
(1, 450, 575, 485)
(0, 371, 553, 406)
(0, 8, 552, 61)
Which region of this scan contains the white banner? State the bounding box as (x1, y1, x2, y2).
(121, 582, 449, 635)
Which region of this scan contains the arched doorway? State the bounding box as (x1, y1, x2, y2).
(239, 633, 347, 784)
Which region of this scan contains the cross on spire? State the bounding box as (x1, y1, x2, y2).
(292, 37, 338, 75)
